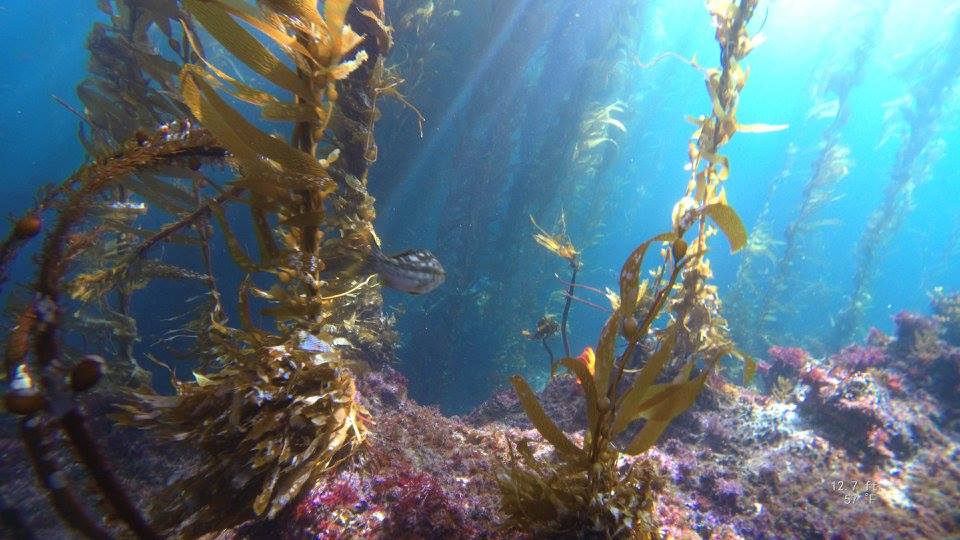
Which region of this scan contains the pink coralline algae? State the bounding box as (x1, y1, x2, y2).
(6, 308, 960, 539)
(373, 470, 480, 539)
(893, 310, 942, 363)
(830, 344, 889, 372)
(767, 346, 811, 372)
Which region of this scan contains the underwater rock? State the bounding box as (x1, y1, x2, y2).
(893, 310, 943, 364)
(931, 288, 960, 346)
(887, 310, 960, 418)
(465, 373, 587, 433)
(830, 344, 889, 372)
(5, 334, 959, 539)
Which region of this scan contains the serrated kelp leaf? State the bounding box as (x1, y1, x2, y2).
(703, 203, 747, 252)
(603, 117, 627, 133)
(671, 357, 696, 384)
(623, 418, 671, 456)
(623, 370, 709, 455)
(231, 174, 290, 201)
(324, 0, 352, 33)
(510, 375, 582, 459)
(250, 205, 279, 262)
(127, 44, 182, 87)
(634, 368, 709, 420)
(593, 313, 622, 399)
(732, 348, 756, 385)
(595, 232, 673, 394)
(280, 211, 325, 228)
(261, 100, 328, 122)
(184, 0, 312, 100)
(618, 232, 674, 315)
(254, 464, 281, 515)
(559, 358, 599, 438)
(201, 1, 306, 53)
(181, 69, 330, 179)
(736, 122, 789, 134)
(611, 324, 678, 436)
(267, 460, 314, 518)
(262, 0, 324, 25)
(699, 150, 729, 180)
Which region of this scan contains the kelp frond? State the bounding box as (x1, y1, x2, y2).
(3, 0, 400, 537)
(114, 329, 367, 532)
(531, 213, 579, 265)
(499, 2, 769, 536)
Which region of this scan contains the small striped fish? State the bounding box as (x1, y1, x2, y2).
(370, 246, 446, 295)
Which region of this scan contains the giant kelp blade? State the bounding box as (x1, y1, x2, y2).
(731, 348, 757, 385)
(183, 0, 313, 100)
(610, 324, 678, 436)
(210, 205, 260, 272)
(595, 232, 674, 394)
(199, 0, 305, 53)
(262, 0, 324, 25)
(703, 203, 747, 252)
(181, 68, 329, 179)
(324, 0, 352, 32)
(593, 313, 622, 399)
(510, 376, 582, 459)
(617, 232, 674, 315)
(623, 371, 709, 455)
(623, 418, 670, 456)
(559, 358, 599, 438)
(280, 211, 325, 228)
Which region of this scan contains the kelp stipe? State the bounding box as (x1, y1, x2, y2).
(112, 0, 397, 535)
(531, 213, 581, 366)
(2, 120, 228, 540)
(496, 1, 772, 536)
(1, 0, 400, 537)
(832, 12, 960, 348)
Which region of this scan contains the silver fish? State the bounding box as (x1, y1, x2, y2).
(371, 246, 445, 295)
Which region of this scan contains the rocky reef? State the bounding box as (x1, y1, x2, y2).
(3, 307, 959, 538)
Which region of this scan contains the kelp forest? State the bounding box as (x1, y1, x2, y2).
(2, 0, 960, 538)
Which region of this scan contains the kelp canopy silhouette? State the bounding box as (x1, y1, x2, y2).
(832, 11, 960, 347)
(728, 3, 883, 356)
(2, 0, 403, 537)
(497, 0, 777, 536)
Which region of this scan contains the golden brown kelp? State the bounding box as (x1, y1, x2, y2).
(498, 2, 767, 536)
(2, 126, 225, 539)
(832, 12, 960, 348)
(666, 0, 777, 372)
(531, 213, 580, 364)
(106, 0, 396, 535)
(3, 0, 399, 537)
(70, 0, 225, 382)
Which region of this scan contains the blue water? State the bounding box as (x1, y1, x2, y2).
(1, 0, 958, 413)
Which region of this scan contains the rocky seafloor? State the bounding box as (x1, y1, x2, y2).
(2, 304, 959, 539)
